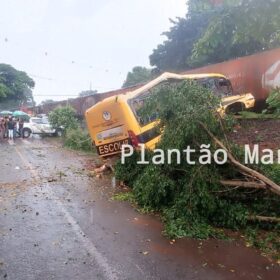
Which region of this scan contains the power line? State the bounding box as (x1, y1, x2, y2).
(0, 35, 127, 94)
(28, 72, 121, 90)
(32, 91, 116, 97)
(0, 35, 124, 74)
(33, 95, 79, 97)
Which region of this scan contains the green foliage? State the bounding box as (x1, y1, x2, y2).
(150, 10, 212, 71)
(133, 165, 176, 210)
(115, 151, 146, 186)
(114, 82, 279, 241)
(48, 106, 78, 130)
(48, 106, 94, 152)
(150, 0, 280, 71)
(245, 226, 280, 260)
(64, 128, 93, 151)
(266, 88, 280, 116)
(40, 99, 55, 105)
(141, 81, 221, 151)
(240, 111, 279, 119)
(122, 66, 154, 88)
(260, 164, 280, 185)
(191, 0, 280, 67)
(112, 192, 136, 204)
(0, 64, 35, 105)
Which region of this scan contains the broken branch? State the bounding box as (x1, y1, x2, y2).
(248, 215, 280, 223)
(199, 122, 280, 196)
(220, 180, 266, 189)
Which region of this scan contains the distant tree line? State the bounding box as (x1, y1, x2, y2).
(123, 0, 280, 86)
(150, 0, 280, 72)
(0, 64, 35, 109)
(122, 67, 154, 88)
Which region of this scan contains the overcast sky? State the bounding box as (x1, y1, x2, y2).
(0, 0, 187, 104)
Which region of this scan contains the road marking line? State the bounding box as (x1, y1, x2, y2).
(14, 145, 119, 280)
(46, 183, 119, 280)
(14, 146, 40, 180)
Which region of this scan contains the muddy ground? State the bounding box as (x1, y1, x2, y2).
(0, 137, 279, 280)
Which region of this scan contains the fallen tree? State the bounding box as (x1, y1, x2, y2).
(115, 81, 280, 241)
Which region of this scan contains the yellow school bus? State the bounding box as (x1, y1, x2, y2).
(85, 72, 255, 157)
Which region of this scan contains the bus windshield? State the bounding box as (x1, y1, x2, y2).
(196, 77, 233, 97)
(129, 92, 158, 126)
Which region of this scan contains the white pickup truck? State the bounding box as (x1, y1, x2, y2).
(22, 117, 63, 138)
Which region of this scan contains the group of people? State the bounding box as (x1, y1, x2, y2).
(0, 116, 24, 141)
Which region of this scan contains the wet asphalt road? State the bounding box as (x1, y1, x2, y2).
(0, 138, 279, 280)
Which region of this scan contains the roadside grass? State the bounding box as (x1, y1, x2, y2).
(112, 191, 155, 214)
(238, 111, 280, 119)
(244, 227, 280, 261)
(112, 192, 136, 203)
(63, 128, 95, 152)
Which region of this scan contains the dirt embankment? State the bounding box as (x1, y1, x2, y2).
(229, 119, 280, 151)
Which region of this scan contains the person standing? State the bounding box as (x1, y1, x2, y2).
(13, 118, 18, 139)
(19, 118, 24, 138)
(7, 117, 14, 140)
(0, 118, 5, 141)
(4, 116, 8, 138)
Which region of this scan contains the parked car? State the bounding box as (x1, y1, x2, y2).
(22, 117, 63, 138)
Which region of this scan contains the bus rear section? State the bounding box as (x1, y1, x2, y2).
(85, 96, 138, 157)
